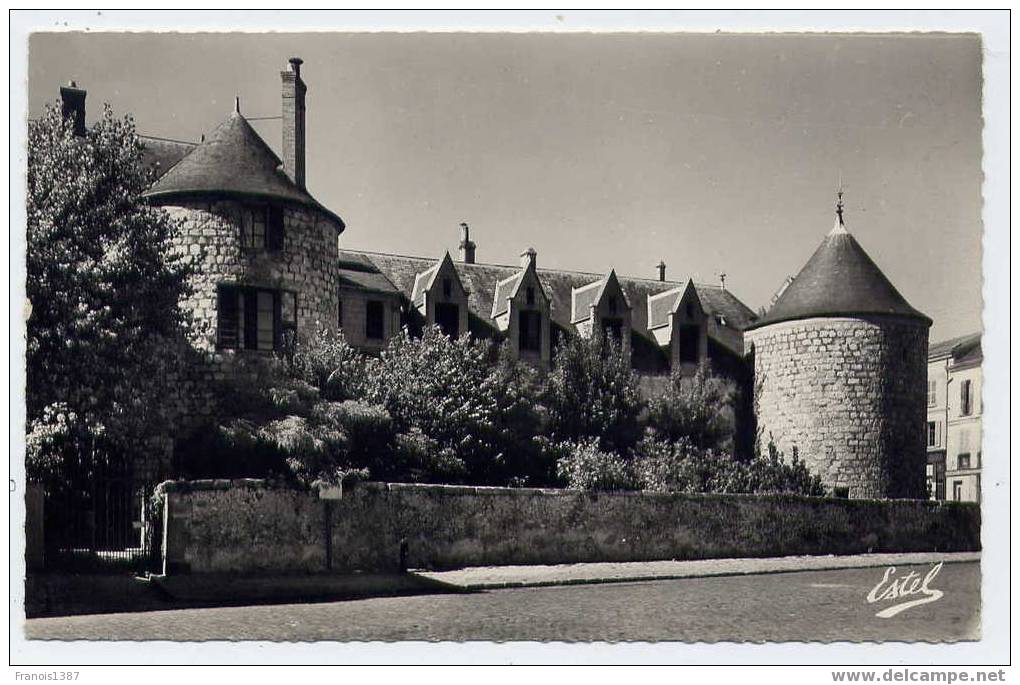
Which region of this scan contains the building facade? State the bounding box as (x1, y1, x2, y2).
(926, 334, 982, 502)
(55, 58, 935, 500)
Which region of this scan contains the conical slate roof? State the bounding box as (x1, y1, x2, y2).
(749, 213, 930, 329)
(141, 110, 344, 231)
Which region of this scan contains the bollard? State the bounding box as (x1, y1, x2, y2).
(398, 538, 409, 573)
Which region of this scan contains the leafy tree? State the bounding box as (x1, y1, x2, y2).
(363, 326, 532, 483)
(542, 334, 643, 453)
(26, 101, 196, 482)
(645, 362, 738, 451)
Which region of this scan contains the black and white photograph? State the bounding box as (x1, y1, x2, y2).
(8, 9, 1010, 673)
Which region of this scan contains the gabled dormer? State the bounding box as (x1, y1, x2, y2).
(647, 279, 708, 372)
(411, 252, 469, 338)
(492, 248, 552, 366)
(570, 269, 632, 360)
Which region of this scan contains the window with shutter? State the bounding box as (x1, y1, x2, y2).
(960, 379, 972, 416)
(927, 379, 937, 406)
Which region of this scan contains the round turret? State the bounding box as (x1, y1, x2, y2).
(745, 202, 931, 499)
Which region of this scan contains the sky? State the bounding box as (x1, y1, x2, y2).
(27, 31, 983, 342)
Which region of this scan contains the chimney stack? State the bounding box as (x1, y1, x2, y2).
(60, 81, 86, 137)
(656, 260, 666, 282)
(281, 57, 306, 189)
(520, 247, 537, 270)
(458, 222, 476, 264)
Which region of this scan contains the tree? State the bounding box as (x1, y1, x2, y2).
(542, 333, 643, 453)
(645, 362, 738, 451)
(26, 101, 196, 481)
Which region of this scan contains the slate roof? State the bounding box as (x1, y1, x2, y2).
(138, 135, 197, 180)
(141, 111, 345, 231)
(339, 249, 757, 367)
(929, 332, 981, 364)
(337, 255, 400, 295)
(570, 271, 632, 324)
(749, 217, 930, 329)
(647, 287, 685, 329)
(492, 271, 525, 318)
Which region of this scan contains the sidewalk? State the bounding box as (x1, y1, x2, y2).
(415, 551, 981, 590)
(26, 551, 980, 618)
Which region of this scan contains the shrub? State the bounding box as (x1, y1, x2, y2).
(645, 363, 737, 451)
(283, 324, 367, 402)
(631, 435, 826, 496)
(312, 400, 396, 476)
(543, 334, 643, 453)
(555, 438, 638, 491)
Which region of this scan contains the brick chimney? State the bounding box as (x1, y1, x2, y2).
(458, 222, 476, 264)
(281, 57, 306, 189)
(60, 81, 86, 137)
(520, 247, 537, 270)
(656, 260, 666, 282)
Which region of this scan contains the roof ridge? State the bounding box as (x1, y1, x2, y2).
(139, 133, 199, 146)
(339, 248, 688, 285)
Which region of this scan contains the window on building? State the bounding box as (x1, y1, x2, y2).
(240, 205, 285, 251)
(677, 325, 699, 364)
(957, 453, 971, 470)
(366, 300, 385, 340)
(952, 480, 963, 502)
(927, 379, 938, 407)
(435, 302, 459, 338)
(216, 285, 295, 352)
(519, 310, 541, 352)
(442, 278, 452, 299)
(686, 303, 694, 319)
(526, 286, 535, 306)
(927, 421, 938, 448)
(608, 296, 618, 315)
(960, 379, 973, 416)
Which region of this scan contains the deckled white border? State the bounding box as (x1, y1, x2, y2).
(7, 9, 1010, 666)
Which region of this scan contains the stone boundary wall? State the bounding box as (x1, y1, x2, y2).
(156, 480, 980, 575)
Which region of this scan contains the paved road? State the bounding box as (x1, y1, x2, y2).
(25, 562, 979, 642)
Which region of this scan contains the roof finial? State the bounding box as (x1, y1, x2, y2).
(234, 96, 240, 114)
(836, 188, 845, 226)
(719, 272, 727, 289)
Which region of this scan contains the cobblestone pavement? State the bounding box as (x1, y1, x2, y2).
(25, 562, 979, 643)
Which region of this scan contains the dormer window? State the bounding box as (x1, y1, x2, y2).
(686, 303, 694, 318)
(442, 278, 452, 299)
(526, 287, 535, 306)
(609, 296, 618, 314)
(240, 204, 285, 251)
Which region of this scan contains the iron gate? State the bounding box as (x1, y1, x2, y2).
(42, 442, 162, 574)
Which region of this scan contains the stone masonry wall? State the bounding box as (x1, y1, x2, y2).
(166, 200, 340, 351)
(157, 479, 979, 575)
(152, 200, 341, 438)
(747, 316, 929, 499)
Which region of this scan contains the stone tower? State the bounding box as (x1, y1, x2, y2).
(745, 197, 931, 499)
(141, 58, 344, 355)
